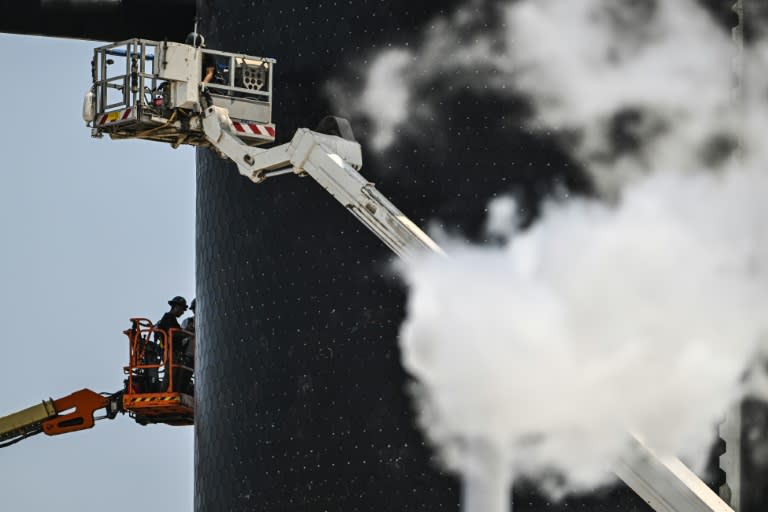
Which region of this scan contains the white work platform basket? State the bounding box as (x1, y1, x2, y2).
(85, 38, 276, 148)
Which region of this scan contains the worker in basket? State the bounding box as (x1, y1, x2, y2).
(129, 318, 161, 393)
(156, 296, 193, 394)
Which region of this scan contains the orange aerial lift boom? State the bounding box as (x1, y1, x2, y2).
(0, 318, 194, 448)
(0, 389, 122, 448)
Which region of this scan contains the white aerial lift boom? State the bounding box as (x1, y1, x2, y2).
(200, 107, 443, 259)
(79, 36, 733, 512)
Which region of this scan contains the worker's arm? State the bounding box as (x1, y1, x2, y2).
(202, 66, 215, 84)
(0, 389, 123, 448)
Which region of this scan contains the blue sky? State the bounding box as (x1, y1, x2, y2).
(0, 34, 196, 510)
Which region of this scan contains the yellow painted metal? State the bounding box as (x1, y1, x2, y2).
(0, 400, 57, 440)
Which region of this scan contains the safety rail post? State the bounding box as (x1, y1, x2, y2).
(124, 318, 171, 395)
(122, 41, 129, 108)
(125, 318, 144, 394)
(97, 46, 106, 114)
(165, 328, 174, 393)
(127, 320, 137, 393)
(138, 40, 156, 113)
(267, 57, 274, 120)
(228, 55, 235, 89)
(128, 40, 135, 110)
(154, 325, 167, 393)
(165, 327, 196, 395)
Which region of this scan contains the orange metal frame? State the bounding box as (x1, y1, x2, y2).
(122, 318, 194, 425)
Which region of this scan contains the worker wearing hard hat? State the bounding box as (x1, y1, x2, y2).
(157, 295, 188, 333)
(154, 296, 191, 392)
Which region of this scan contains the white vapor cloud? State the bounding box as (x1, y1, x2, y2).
(337, 0, 753, 196)
(358, 49, 414, 151)
(401, 162, 768, 498)
(332, 0, 768, 508)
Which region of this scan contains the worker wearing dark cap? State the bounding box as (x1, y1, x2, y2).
(157, 296, 188, 333)
(155, 296, 189, 392)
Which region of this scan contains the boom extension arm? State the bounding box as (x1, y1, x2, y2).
(0, 389, 122, 448)
(201, 106, 443, 259)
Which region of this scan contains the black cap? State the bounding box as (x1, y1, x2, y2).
(168, 296, 188, 309)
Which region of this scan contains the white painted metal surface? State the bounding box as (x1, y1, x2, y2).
(616, 436, 734, 512)
(201, 105, 442, 259)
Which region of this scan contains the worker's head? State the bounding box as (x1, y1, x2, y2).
(168, 296, 188, 316)
(190, 298, 196, 313)
(185, 32, 206, 48)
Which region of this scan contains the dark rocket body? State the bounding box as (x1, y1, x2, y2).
(197, 0, 757, 511)
(192, 2, 644, 511)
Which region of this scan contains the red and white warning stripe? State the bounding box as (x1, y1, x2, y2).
(96, 108, 134, 125)
(231, 120, 276, 139)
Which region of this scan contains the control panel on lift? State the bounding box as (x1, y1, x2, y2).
(83, 38, 276, 148)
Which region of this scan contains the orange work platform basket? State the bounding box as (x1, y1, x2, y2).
(123, 318, 194, 426)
